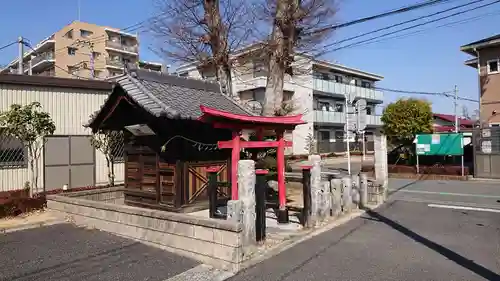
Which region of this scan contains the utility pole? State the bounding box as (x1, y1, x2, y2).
(89, 47, 95, 79)
(345, 97, 352, 175)
(454, 85, 459, 133)
(17, 36, 24, 74)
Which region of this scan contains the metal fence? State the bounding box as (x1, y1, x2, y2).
(0, 133, 125, 192)
(0, 134, 26, 169)
(316, 140, 375, 154)
(473, 127, 500, 178)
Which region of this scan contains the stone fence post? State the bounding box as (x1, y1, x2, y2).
(308, 155, 321, 226)
(237, 160, 256, 247)
(374, 133, 389, 203)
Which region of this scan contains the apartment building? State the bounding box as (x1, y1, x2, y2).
(0, 21, 165, 79)
(176, 44, 384, 155)
(461, 34, 500, 126)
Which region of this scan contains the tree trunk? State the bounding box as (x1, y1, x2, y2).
(216, 64, 234, 98)
(203, 0, 233, 98)
(263, 0, 300, 116)
(106, 156, 114, 187)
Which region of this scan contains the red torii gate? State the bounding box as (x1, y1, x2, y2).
(199, 105, 306, 223)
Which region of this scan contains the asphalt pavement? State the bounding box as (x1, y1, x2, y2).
(229, 180, 500, 281)
(388, 178, 500, 210)
(0, 223, 199, 281)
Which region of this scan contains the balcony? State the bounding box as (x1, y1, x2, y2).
(105, 40, 138, 54)
(314, 110, 383, 126)
(313, 78, 383, 102)
(105, 59, 125, 69)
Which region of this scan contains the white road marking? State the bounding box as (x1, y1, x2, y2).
(428, 204, 500, 213)
(389, 189, 500, 199)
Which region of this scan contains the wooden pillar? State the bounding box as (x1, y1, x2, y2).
(231, 130, 241, 200)
(276, 129, 289, 223)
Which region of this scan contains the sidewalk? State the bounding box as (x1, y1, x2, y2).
(0, 210, 62, 233)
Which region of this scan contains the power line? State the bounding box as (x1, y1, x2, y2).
(318, 0, 500, 55)
(342, 9, 500, 50)
(306, 0, 454, 35)
(53, 64, 88, 79)
(376, 87, 479, 102)
(313, 0, 486, 54)
(0, 41, 18, 52)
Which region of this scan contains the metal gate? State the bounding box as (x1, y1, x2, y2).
(473, 127, 500, 178)
(43, 136, 95, 191)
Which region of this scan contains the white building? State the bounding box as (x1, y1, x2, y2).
(0, 74, 123, 193)
(176, 44, 384, 155)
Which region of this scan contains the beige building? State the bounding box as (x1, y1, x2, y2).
(461, 34, 500, 126)
(1, 21, 165, 79)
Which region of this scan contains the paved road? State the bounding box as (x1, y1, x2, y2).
(0, 224, 199, 281)
(229, 181, 500, 281)
(388, 178, 500, 210)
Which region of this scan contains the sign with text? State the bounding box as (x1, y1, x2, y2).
(415, 133, 463, 156)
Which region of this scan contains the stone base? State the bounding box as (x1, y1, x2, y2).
(277, 208, 289, 224)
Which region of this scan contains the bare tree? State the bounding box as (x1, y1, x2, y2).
(260, 0, 338, 116)
(150, 0, 258, 98)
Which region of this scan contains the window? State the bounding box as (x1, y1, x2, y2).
(0, 128, 26, 167)
(334, 102, 344, 112)
(490, 123, 500, 127)
(361, 81, 372, 88)
(110, 132, 125, 163)
(334, 75, 343, 83)
(178, 72, 188, 77)
(319, 131, 330, 141)
(318, 101, 330, 111)
(364, 131, 374, 141)
(67, 47, 77, 56)
(487, 59, 499, 74)
(334, 131, 344, 141)
(354, 79, 361, 86)
(64, 29, 73, 39)
(253, 60, 267, 78)
(80, 29, 93, 38)
(366, 106, 372, 115)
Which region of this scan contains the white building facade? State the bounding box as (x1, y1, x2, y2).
(176, 46, 384, 155)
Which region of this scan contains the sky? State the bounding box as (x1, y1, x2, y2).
(0, 0, 497, 116)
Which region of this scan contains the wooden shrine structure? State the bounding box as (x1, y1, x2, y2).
(87, 69, 306, 220)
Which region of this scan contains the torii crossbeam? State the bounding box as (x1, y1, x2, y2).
(199, 105, 306, 223)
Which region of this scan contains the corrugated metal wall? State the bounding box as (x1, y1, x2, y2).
(0, 83, 124, 192)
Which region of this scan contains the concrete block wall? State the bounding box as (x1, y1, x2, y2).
(63, 187, 125, 205)
(47, 195, 244, 272)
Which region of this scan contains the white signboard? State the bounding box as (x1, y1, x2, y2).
(356, 99, 367, 132)
(481, 140, 492, 154)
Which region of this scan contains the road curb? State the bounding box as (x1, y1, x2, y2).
(0, 218, 64, 234)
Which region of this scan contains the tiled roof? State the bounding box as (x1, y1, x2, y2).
(433, 113, 474, 126)
(114, 69, 253, 120)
